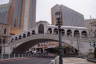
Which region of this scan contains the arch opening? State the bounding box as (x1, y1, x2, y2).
(54, 28, 58, 35)
(12, 39, 78, 56)
(61, 29, 65, 36)
(48, 28, 52, 34)
(23, 34, 26, 38)
(67, 29, 72, 36)
(74, 30, 80, 37)
(27, 32, 31, 37)
(19, 35, 22, 39)
(38, 24, 44, 34)
(32, 30, 35, 35)
(81, 31, 87, 38)
(15, 37, 18, 40)
(4, 28, 7, 34)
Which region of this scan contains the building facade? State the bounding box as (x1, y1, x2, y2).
(51, 4, 84, 27)
(0, 1, 95, 56)
(85, 19, 96, 37)
(8, 21, 89, 55)
(8, 0, 36, 35)
(0, 23, 10, 54)
(0, 4, 9, 24)
(0, 4, 10, 54)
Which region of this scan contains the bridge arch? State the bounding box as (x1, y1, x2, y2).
(12, 39, 56, 54)
(12, 38, 78, 55)
(8, 21, 90, 55)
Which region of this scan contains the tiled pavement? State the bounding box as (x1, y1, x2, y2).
(0, 57, 53, 64)
(0, 57, 95, 64)
(63, 57, 95, 64)
(0, 58, 30, 62)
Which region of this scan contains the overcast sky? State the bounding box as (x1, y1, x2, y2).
(0, 0, 96, 23)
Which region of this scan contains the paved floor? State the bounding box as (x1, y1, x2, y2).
(0, 57, 53, 64)
(63, 57, 95, 64)
(0, 57, 95, 64)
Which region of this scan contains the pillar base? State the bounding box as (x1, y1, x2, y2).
(1, 46, 13, 54)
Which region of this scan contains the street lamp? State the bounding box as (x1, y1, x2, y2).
(55, 11, 63, 64)
(89, 41, 96, 58)
(76, 34, 80, 56)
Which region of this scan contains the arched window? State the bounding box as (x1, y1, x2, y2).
(61, 29, 65, 36)
(27, 32, 30, 36)
(54, 28, 58, 35)
(4, 28, 7, 34)
(23, 34, 26, 38)
(32, 30, 35, 35)
(67, 29, 72, 36)
(81, 31, 87, 37)
(38, 24, 44, 34)
(74, 30, 80, 37)
(48, 28, 52, 34)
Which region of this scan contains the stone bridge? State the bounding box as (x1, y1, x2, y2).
(3, 21, 91, 55)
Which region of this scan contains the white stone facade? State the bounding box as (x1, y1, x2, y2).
(0, 4, 9, 24)
(51, 4, 84, 27)
(0, 24, 10, 54)
(3, 21, 91, 56)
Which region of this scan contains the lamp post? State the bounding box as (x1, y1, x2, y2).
(55, 11, 63, 64)
(89, 41, 96, 58)
(76, 35, 80, 56)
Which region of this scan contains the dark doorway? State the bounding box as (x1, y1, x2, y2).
(38, 24, 44, 34)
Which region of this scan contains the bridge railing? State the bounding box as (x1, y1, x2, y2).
(10, 33, 89, 44)
(10, 34, 58, 44)
(8, 33, 88, 49)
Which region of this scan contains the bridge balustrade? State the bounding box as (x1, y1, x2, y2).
(10, 31, 88, 44)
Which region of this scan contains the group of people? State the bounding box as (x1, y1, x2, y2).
(26, 50, 48, 56)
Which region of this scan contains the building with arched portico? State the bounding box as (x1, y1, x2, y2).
(3, 21, 92, 56)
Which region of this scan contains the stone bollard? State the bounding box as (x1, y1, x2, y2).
(21, 54, 23, 58)
(18, 54, 20, 58)
(50, 60, 55, 64)
(54, 56, 59, 64)
(8, 54, 10, 59)
(14, 54, 15, 59)
(1, 54, 3, 59)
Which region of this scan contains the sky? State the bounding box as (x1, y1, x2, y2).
(0, 0, 96, 24)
